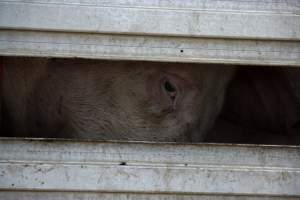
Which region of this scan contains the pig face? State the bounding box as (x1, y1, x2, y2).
(2, 58, 234, 142)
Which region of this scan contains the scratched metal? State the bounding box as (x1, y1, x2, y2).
(0, 0, 299, 40)
(0, 138, 299, 198)
(0, 30, 299, 66)
(0, 0, 299, 66)
(1, 191, 300, 200)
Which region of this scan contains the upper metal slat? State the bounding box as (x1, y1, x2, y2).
(0, 0, 299, 40)
(0, 0, 299, 65)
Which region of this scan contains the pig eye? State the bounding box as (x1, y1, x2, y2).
(164, 80, 176, 93)
(164, 79, 177, 102)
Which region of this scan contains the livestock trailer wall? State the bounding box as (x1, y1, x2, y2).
(0, 0, 299, 66)
(0, 0, 300, 199)
(0, 138, 300, 199)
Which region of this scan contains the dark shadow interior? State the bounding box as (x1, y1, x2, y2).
(207, 66, 300, 145)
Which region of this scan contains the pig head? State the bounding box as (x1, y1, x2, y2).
(1, 57, 234, 142)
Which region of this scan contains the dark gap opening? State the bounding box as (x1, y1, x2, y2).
(1, 56, 299, 145)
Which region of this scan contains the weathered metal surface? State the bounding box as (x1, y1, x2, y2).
(0, 0, 299, 66)
(0, 138, 299, 198)
(0, 0, 299, 40)
(0, 30, 299, 66)
(1, 191, 300, 200)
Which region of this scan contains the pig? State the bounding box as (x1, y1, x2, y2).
(207, 66, 300, 145)
(1, 57, 234, 142)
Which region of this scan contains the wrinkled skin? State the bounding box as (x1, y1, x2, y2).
(1, 57, 234, 142)
(207, 67, 300, 145)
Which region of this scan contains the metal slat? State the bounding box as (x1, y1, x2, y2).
(0, 0, 299, 40)
(1, 30, 299, 66)
(0, 0, 299, 66)
(1, 192, 300, 200)
(0, 138, 299, 198)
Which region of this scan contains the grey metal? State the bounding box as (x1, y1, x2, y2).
(1, 30, 299, 66)
(0, 0, 299, 66)
(1, 192, 300, 200)
(0, 0, 299, 40)
(0, 138, 299, 199)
